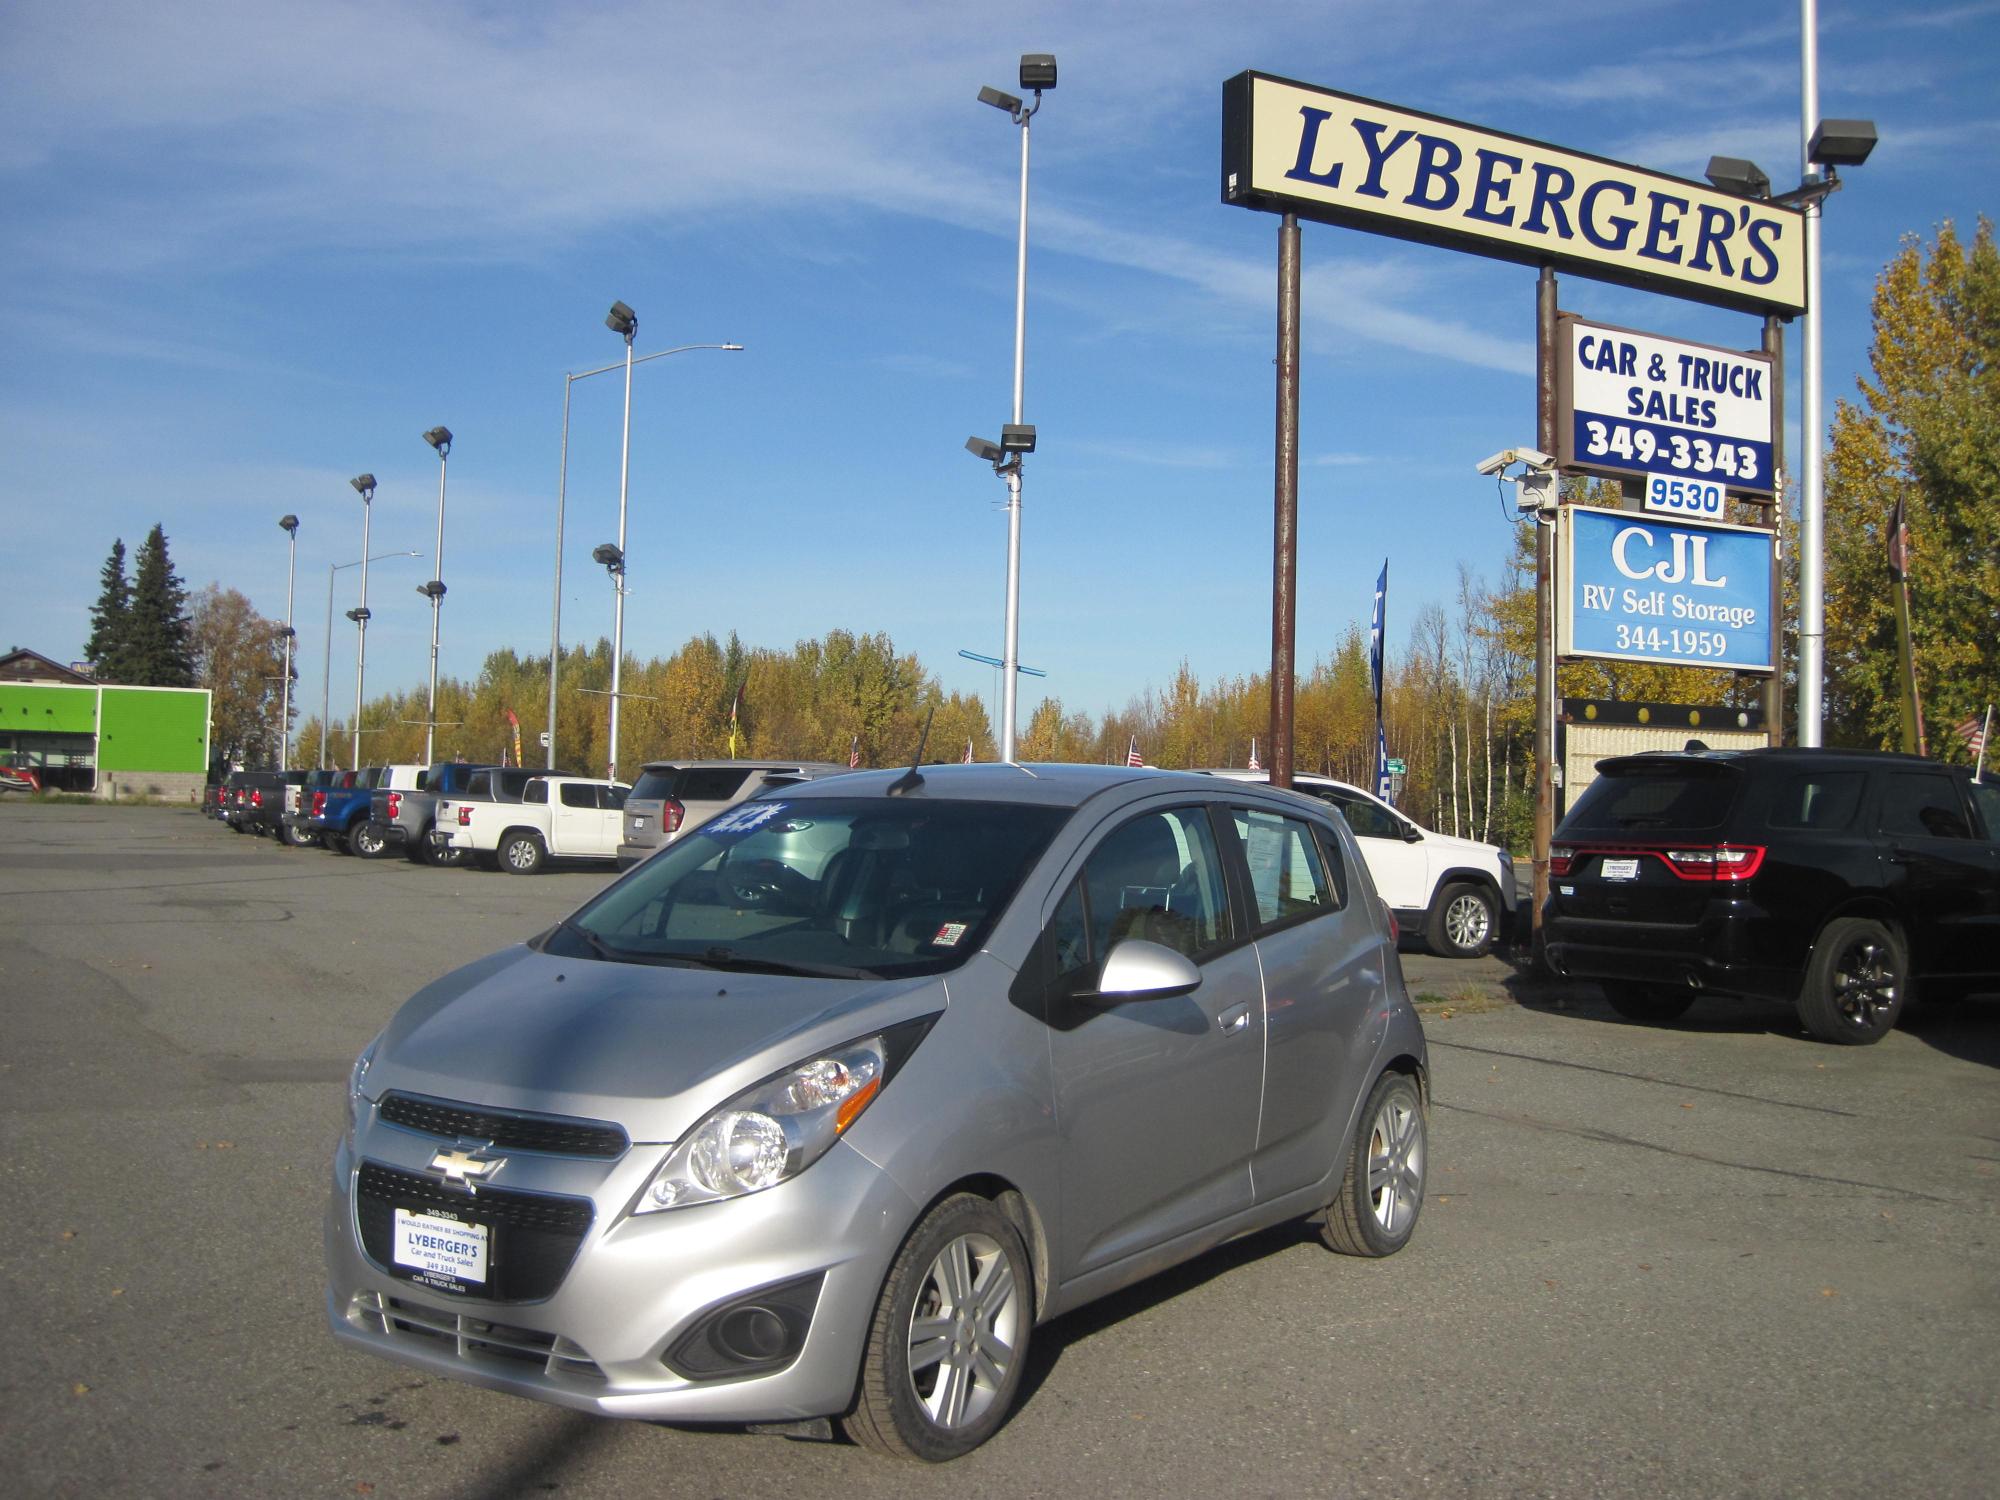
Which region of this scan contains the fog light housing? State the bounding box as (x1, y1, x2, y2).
(662, 1273, 824, 1381)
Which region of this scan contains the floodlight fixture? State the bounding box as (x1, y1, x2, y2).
(417, 579, 447, 599)
(1704, 155, 1772, 199)
(592, 542, 625, 573)
(350, 473, 376, 498)
(978, 84, 1023, 115)
(966, 436, 1005, 464)
(346, 606, 372, 623)
(1000, 423, 1037, 454)
(278, 513, 299, 534)
(1808, 118, 1878, 168)
(1019, 54, 1056, 92)
(605, 300, 637, 339)
(423, 425, 453, 454)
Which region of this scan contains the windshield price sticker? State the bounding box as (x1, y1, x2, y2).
(1644, 473, 1725, 519)
(394, 1208, 489, 1285)
(1560, 317, 1775, 496)
(1561, 506, 1774, 673)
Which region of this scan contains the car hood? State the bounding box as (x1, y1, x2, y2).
(1422, 826, 1507, 868)
(368, 944, 948, 1143)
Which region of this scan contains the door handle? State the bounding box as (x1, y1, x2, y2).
(1217, 1003, 1251, 1035)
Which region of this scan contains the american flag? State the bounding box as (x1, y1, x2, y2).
(962, 739, 974, 764)
(1958, 712, 1989, 758)
(848, 734, 860, 769)
(1126, 735, 1143, 767)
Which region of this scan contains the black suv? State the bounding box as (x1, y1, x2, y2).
(1543, 747, 2000, 1044)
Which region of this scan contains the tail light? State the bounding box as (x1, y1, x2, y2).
(1663, 844, 1766, 881)
(250, 789, 263, 808)
(664, 797, 685, 834)
(1549, 845, 1574, 876)
(312, 791, 326, 817)
(1381, 899, 1398, 943)
(457, 805, 472, 826)
(387, 791, 401, 819)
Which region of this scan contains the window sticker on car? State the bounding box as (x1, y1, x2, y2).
(931, 921, 969, 947)
(702, 801, 789, 838)
(1600, 857, 1640, 881)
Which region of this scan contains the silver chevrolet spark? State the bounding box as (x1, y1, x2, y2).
(325, 764, 1428, 1461)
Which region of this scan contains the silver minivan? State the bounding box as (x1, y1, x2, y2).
(616, 759, 848, 868)
(326, 764, 1428, 1461)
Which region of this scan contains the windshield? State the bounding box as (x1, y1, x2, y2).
(543, 797, 1067, 979)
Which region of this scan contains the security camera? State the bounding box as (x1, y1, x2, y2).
(1474, 446, 1555, 476)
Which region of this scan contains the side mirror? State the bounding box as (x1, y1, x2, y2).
(1402, 824, 1423, 843)
(1092, 938, 1201, 1000)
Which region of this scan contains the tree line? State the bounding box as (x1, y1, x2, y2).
(80, 220, 1996, 829)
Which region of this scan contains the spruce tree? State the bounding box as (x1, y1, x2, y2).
(84, 538, 133, 680)
(125, 523, 196, 687)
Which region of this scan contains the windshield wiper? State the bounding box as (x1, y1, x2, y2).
(690, 946, 875, 980)
(557, 916, 639, 963)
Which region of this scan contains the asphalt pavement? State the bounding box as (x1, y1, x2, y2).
(3, 802, 1997, 1498)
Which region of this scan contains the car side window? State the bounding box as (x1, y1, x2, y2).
(1081, 807, 1230, 962)
(466, 771, 490, 798)
(1231, 807, 1335, 929)
(559, 782, 595, 809)
(1879, 772, 1972, 839)
(524, 780, 549, 805)
(598, 785, 628, 811)
(1768, 771, 1864, 830)
(1972, 780, 2000, 843)
(1048, 876, 1092, 983)
(1328, 791, 1400, 840)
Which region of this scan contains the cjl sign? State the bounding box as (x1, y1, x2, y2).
(1561, 506, 1774, 673)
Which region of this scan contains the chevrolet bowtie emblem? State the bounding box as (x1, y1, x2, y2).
(429, 1147, 505, 1189)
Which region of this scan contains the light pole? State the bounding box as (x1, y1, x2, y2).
(277, 514, 299, 770)
(419, 427, 453, 764)
(347, 474, 376, 766)
(972, 53, 1055, 762)
(603, 301, 638, 782)
(547, 335, 742, 771)
(320, 549, 420, 769)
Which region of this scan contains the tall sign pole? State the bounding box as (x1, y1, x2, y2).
(1269, 212, 1300, 791)
(1763, 315, 1786, 746)
(1798, 0, 1826, 744)
(1533, 267, 1559, 946)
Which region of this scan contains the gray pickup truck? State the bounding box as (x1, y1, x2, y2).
(365, 762, 497, 866)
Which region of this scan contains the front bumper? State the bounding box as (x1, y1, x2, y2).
(324, 1108, 916, 1423)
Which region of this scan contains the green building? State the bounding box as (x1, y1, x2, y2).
(0, 648, 212, 800)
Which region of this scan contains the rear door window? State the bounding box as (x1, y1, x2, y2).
(524, 780, 550, 805)
(1879, 772, 1974, 839)
(598, 785, 628, 811)
(559, 782, 595, 808)
(1230, 807, 1337, 930)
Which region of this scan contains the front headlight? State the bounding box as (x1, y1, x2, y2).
(637, 1025, 926, 1213)
(346, 1033, 382, 1139)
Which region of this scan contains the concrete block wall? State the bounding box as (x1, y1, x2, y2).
(97, 771, 208, 804)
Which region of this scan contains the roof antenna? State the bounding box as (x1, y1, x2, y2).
(887, 706, 936, 796)
(1684, 738, 1711, 753)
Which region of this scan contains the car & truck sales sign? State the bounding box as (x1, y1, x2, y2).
(1557, 315, 1776, 498)
(1221, 73, 1806, 318)
(1561, 506, 1774, 673)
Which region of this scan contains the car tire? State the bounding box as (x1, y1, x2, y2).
(429, 842, 470, 869)
(1603, 985, 1696, 1024)
(349, 822, 388, 858)
(282, 824, 315, 847)
(323, 832, 351, 855)
(499, 831, 546, 875)
(841, 1193, 1032, 1463)
(1798, 916, 1906, 1045)
(1321, 1071, 1426, 1258)
(1427, 881, 1498, 959)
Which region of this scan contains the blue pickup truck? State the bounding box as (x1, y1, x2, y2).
(365, 761, 497, 866)
(301, 765, 425, 856)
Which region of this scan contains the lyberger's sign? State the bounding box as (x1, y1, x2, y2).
(1222, 73, 1806, 317)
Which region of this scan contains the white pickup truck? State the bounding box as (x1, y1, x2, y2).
(434, 775, 631, 874)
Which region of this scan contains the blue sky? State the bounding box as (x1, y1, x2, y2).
(3, 0, 1994, 719)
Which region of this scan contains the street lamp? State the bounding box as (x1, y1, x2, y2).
(319, 549, 421, 768)
(974, 52, 1055, 763)
(419, 426, 453, 764)
(347, 473, 376, 766)
(1703, 109, 1875, 747)
(277, 514, 299, 770)
(545, 326, 741, 774)
(605, 302, 636, 783)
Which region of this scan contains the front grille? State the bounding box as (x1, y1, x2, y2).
(350, 1291, 605, 1381)
(356, 1161, 593, 1301)
(379, 1091, 629, 1158)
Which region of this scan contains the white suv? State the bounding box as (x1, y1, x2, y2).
(1202, 770, 1517, 957)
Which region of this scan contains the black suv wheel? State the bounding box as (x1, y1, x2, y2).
(1798, 917, 1906, 1045)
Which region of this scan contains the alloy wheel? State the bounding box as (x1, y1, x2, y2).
(903, 1231, 1022, 1432)
(1366, 1092, 1424, 1236)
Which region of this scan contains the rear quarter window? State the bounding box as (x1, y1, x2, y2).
(1766, 771, 1864, 831)
(678, 768, 753, 801)
(630, 768, 680, 800)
